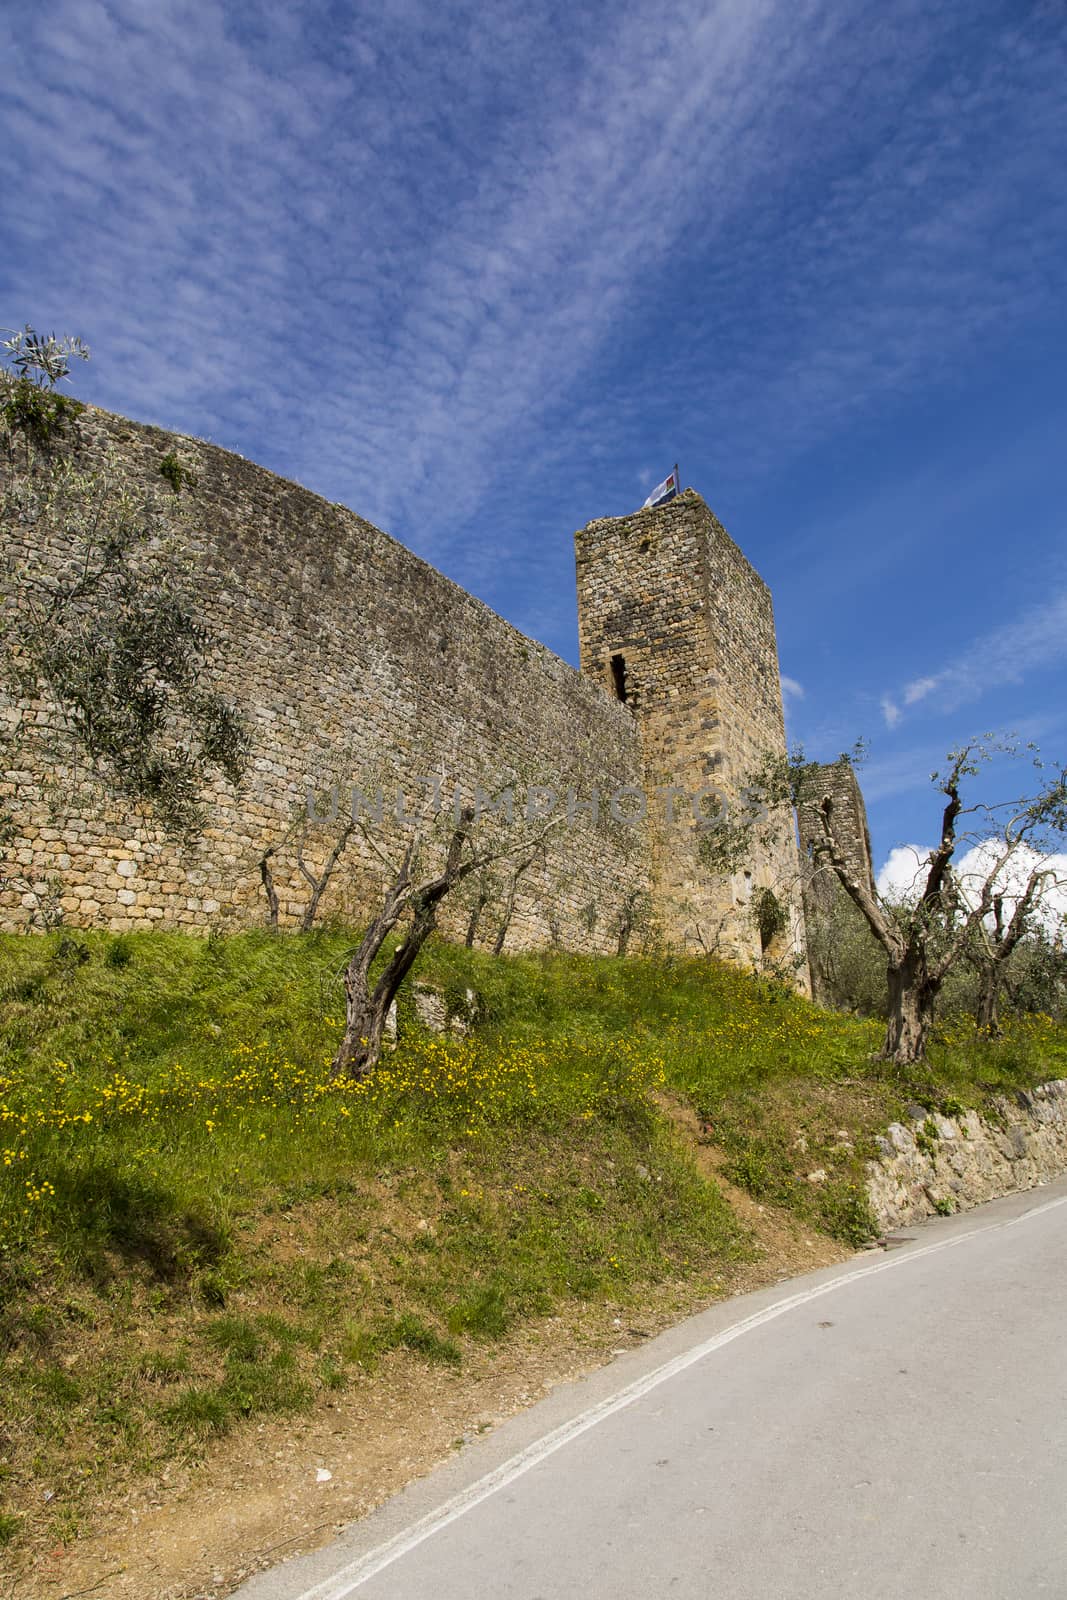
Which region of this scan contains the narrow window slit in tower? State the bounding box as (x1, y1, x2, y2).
(610, 653, 628, 704)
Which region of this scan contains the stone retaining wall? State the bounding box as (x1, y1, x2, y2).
(865, 1079, 1067, 1231)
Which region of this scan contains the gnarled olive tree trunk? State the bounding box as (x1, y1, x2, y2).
(803, 757, 967, 1067)
(330, 811, 476, 1082)
(975, 970, 1002, 1035)
(882, 952, 941, 1065)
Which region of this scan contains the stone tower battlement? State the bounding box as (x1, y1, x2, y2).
(575, 491, 806, 973)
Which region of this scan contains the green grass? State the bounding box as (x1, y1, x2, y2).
(1, 926, 1064, 1550)
(342, 1313, 462, 1371)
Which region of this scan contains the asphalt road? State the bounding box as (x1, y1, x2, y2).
(233, 1177, 1067, 1600)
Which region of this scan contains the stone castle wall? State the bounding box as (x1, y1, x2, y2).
(575, 493, 806, 972)
(3, 413, 808, 963)
(1, 408, 647, 950)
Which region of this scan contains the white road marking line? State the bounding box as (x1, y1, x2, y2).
(290, 1190, 1067, 1599)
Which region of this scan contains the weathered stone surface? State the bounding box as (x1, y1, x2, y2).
(2, 408, 645, 949)
(411, 984, 477, 1037)
(412, 985, 448, 1034)
(575, 492, 806, 976)
(865, 1079, 1067, 1230)
(3, 412, 802, 967)
(796, 757, 875, 1006)
(797, 758, 874, 911)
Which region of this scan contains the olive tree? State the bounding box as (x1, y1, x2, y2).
(950, 844, 1066, 1034)
(329, 779, 565, 1081)
(803, 740, 1067, 1064)
(0, 324, 89, 450)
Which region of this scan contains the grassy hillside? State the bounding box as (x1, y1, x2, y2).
(1, 927, 1064, 1555)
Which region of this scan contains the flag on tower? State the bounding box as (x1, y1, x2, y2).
(641, 465, 679, 509)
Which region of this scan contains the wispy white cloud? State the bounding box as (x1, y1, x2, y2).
(3, 0, 1064, 595)
(882, 586, 1067, 725)
(881, 695, 902, 730)
(781, 675, 805, 702)
(904, 676, 938, 707)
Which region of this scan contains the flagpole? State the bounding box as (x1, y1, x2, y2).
(674, 462, 679, 496)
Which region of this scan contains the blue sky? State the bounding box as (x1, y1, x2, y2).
(3, 0, 1065, 872)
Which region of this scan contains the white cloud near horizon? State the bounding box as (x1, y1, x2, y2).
(877, 841, 1067, 936)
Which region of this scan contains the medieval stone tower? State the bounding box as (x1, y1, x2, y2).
(574, 489, 806, 976)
